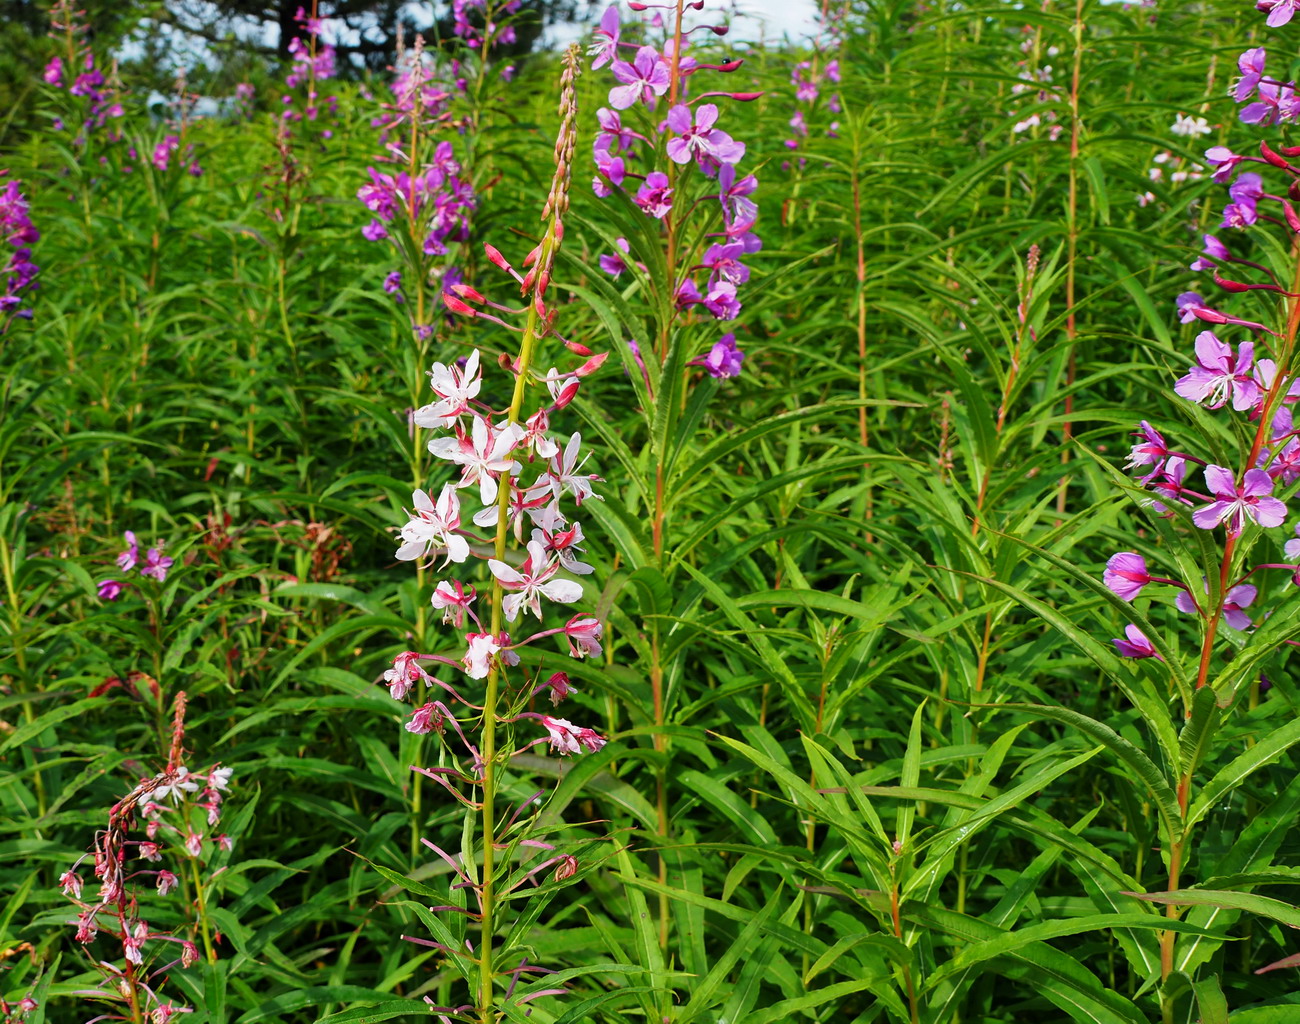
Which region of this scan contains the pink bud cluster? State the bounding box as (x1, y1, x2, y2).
(0, 177, 39, 333)
(383, 321, 608, 761)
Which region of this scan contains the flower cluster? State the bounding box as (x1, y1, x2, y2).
(384, 344, 608, 757)
(61, 696, 233, 1022)
(282, 5, 339, 128)
(43, 1, 125, 145)
(590, 3, 758, 370)
(783, 2, 846, 158)
(0, 178, 39, 333)
(1136, 149, 1205, 208)
(453, 0, 522, 49)
(1104, 0, 1300, 667)
(98, 530, 173, 601)
(1009, 27, 1061, 138)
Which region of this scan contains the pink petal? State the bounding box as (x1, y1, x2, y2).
(1204, 464, 1237, 498)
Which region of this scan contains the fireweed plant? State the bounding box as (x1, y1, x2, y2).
(375, 47, 616, 1022)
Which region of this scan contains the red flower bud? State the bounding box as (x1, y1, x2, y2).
(442, 294, 476, 317)
(451, 282, 486, 303)
(483, 242, 512, 271)
(1261, 141, 1293, 169)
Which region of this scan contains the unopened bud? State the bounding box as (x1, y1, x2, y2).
(575, 351, 608, 376)
(450, 282, 486, 303)
(484, 243, 513, 272)
(553, 855, 578, 881)
(1261, 141, 1292, 169)
(564, 338, 594, 357)
(443, 294, 475, 317)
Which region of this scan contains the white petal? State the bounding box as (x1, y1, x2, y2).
(488, 558, 525, 585)
(539, 579, 583, 604)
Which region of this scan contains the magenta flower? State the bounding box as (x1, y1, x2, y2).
(564, 614, 603, 658)
(117, 532, 139, 572)
(1190, 234, 1230, 272)
(595, 108, 637, 154)
(718, 164, 759, 227)
(689, 333, 745, 379)
(1173, 332, 1260, 411)
(589, 5, 621, 69)
(1240, 81, 1298, 127)
(431, 579, 476, 628)
(702, 241, 749, 288)
(537, 715, 607, 755)
(43, 57, 63, 86)
(702, 281, 741, 320)
(593, 152, 625, 197)
(1206, 146, 1249, 184)
(1126, 421, 1169, 481)
(362, 220, 388, 241)
(609, 46, 671, 110)
(635, 172, 674, 219)
(142, 546, 173, 581)
(1257, 0, 1300, 28)
(1103, 552, 1153, 602)
(1193, 466, 1288, 535)
(97, 579, 123, 601)
(405, 702, 444, 734)
(384, 271, 403, 295)
(1284, 523, 1300, 561)
(665, 104, 746, 168)
(1176, 582, 1256, 630)
(1150, 456, 1194, 514)
(599, 237, 631, 277)
(1113, 624, 1160, 660)
(1268, 438, 1300, 484)
(1220, 199, 1259, 229)
(1236, 48, 1267, 102)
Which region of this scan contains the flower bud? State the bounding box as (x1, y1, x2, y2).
(553, 855, 578, 881)
(1261, 141, 1293, 169)
(483, 243, 512, 272)
(443, 294, 477, 317)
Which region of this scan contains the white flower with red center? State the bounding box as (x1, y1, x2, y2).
(489, 540, 584, 622)
(384, 651, 431, 700)
(414, 350, 482, 429)
(538, 715, 607, 755)
(547, 433, 601, 506)
(520, 408, 560, 459)
(428, 414, 522, 505)
(396, 484, 470, 566)
(564, 614, 603, 659)
(209, 766, 233, 791)
(472, 478, 554, 537)
(153, 767, 200, 804)
(431, 579, 476, 628)
(532, 508, 594, 575)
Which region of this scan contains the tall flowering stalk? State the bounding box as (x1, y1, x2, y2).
(380, 47, 610, 1022)
(1095, 0, 1300, 1001)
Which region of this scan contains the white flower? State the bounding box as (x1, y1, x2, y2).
(428, 415, 522, 505)
(1171, 114, 1212, 137)
(414, 350, 481, 428)
(488, 540, 584, 622)
(396, 484, 469, 566)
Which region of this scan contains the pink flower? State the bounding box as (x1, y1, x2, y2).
(74, 910, 98, 943)
(1126, 421, 1168, 481)
(184, 831, 203, 857)
(44, 57, 63, 86)
(609, 46, 671, 110)
(547, 433, 602, 505)
(1113, 624, 1160, 659)
(1173, 332, 1260, 411)
(141, 544, 173, 582)
(538, 715, 607, 755)
(1257, 0, 1300, 28)
(431, 579, 476, 628)
(139, 841, 162, 862)
(384, 651, 431, 700)
(1193, 466, 1287, 536)
(665, 104, 745, 168)
(156, 870, 179, 896)
(124, 920, 149, 964)
(599, 237, 631, 278)
(405, 702, 444, 734)
(98, 579, 123, 601)
(489, 540, 583, 622)
(1236, 47, 1267, 102)
(635, 172, 674, 219)
(589, 5, 621, 69)
(215, 834, 233, 852)
(463, 632, 500, 679)
(59, 870, 83, 898)
(1177, 581, 1256, 630)
(1103, 552, 1153, 602)
(564, 614, 603, 659)
(542, 671, 576, 704)
(117, 531, 139, 572)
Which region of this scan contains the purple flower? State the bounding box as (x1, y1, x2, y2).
(1176, 582, 1256, 630)
(1173, 332, 1260, 411)
(362, 220, 388, 241)
(1193, 466, 1287, 536)
(97, 579, 123, 601)
(593, 152, 625, 197)
(589, 5, 621, 69)
(1126, 421, 1169, 481)
(688, 333, 745, 378)
(117, 531, 139, 573)
(609, 46, 671, 110)
(702, 242, 749, 288)
(44, 57, 63, 87)
(665, 104, 746, 169)
(599, 237, 631, 278)
(1150, 456, 1193, 514)
(1221, 200, 1259, 230)
(676, 278, 703, 310)
(595, 108, 637, 155)
(1268, 438, 1300, 484)
(358, 168, 400, 221)
(718, 164, 759, 227)
(1236, 47, 1267, 102)
(1257, 0, 1300, 28)
(1284, 522, 1300, 561)
(1113, 624, 1160, 660)
(1230, 172, 1265, 204)
(1205, 146, 1248, 184)
(1103, 552, 1153, 602)
(702, 281, 741, 320)
(635, 172, 674, 219)
(141, 545, 173, 582)
(1190, 234, 1230, 272)
(384, 271, 404, 297)
(1240, 81, 1298, 127)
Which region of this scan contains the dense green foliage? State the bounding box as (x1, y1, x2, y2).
(4, 0, 1300, 1022)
